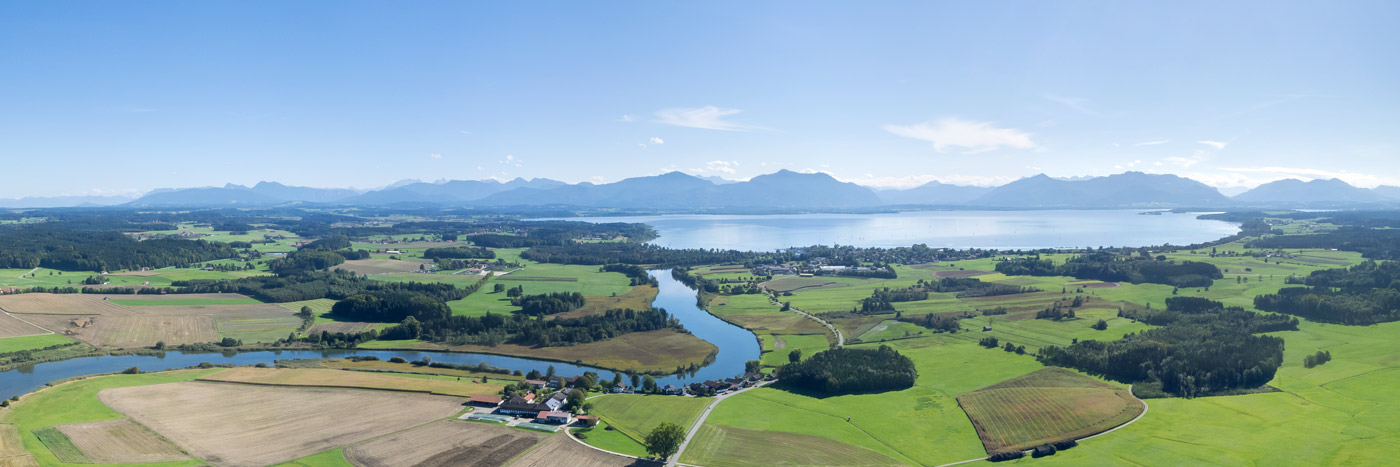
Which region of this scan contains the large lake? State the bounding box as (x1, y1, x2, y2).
(565, 210, 1239, 251)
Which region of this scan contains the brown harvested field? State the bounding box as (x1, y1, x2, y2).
(510, 433, 651, 467)
(319, 359, 525, 381)
(559, 286, 658, 318)
(0, 313, 47, 339)
(933, 269, 992, 278)
(100, 382, 465, 467)
(0, 424, 37, 467)
(334, 258, 434, 275)
(0, 294, 126, 315)
(719, 312, 827, 335)
(344, 420, 545, 467)
(199, 367, 504, 397)
(956, 367, 1144, 454)
(425, 329, 717, 374)
(1, 294, 297, 347)
(105, 293, 255, 301)
(306, 321, 374, 334)
(56, 419, 188, 464)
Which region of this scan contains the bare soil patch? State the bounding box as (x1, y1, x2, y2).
(437, 329, 717, 374)
(720, 313, 827, 335)
(2, 294, 295, 348)
(510, 433, 652, 467)
(0, 294, 125, 315)
(100, 382, 464, 467)
(56, 419, 187, 464)
(343, 420, 545, 467)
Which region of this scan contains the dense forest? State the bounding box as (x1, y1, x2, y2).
(1038, 297, 1284, 397)
(919, 277, 1039, 298)
(422, 246, 496, 259)
(1253, 260, 1400, 324)
(512, 292, 587, 316)
(1121, 297, 1299, 333)
(380, 307, 682, 347)
(0, 227, 236, 271)
(1248, 228, 1400, 260)
(777, 345, 918, 394)
(995, 251, 1222, 287)
(174, 269, 477, 303)
(520, 242, 754, 267)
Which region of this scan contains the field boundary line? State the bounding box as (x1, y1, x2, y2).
(1, 310, 57, 335)
(667, 380, 773, 467)
(564, 426, 661, 464)
(738, 387, 921, 466)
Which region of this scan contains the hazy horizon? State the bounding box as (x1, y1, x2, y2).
(3, 1, 1397, 198)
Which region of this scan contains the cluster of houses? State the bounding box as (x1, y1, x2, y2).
(468, 372, 772, 426)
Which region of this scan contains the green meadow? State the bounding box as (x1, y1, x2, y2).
(0, 334, 73, 353)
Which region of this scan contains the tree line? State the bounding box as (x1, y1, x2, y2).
(0, 227, 236, 271)
(1253, 260, 1400, 325)
(995, 251, 1222, 288)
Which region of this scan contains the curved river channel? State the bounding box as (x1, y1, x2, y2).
(0, 269, 761, 398)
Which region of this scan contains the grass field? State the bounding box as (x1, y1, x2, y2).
(587, 394, 710, 445)
(684, 424, 902, 467)
(31, 427, 89, 464)
(342, 420, 546, 467)
(571, 420, 648, 458)
(273, 449, 351, 467)
(957, 367, 1143, 453)
(686, 336, 1046, 466)
(101, 381, 465, 467)
(56, 418, 188, 464)
(199, 367, 504, 397)
(333, 258, 434, 275)
(0, 369, 216, 467)
(760, 334, 828, 366)
(0, 334, 71, 353)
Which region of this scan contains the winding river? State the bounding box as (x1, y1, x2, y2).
(0, 269, 759, 398)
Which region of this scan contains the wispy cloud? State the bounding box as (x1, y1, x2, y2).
(429, 153, 442, 160)
(619, 114, 636, 123)
(649, 137, 664, 145)
(457, 130, 472, 135)
(1197, 140, 1229, 150)
(884, 117, 1040, 154)
(1134, 139, 1170, 146)
(655, 106, 754, 131)
(687, 160, 741, 176)
(497, 154, 522, 167)
(1044, 94, 1095, 114)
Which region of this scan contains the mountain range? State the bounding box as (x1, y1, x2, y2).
(14, 171, 1400, 210)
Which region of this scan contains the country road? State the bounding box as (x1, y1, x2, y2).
(668, 380, 773, 466)
(760, 286, 843, 347)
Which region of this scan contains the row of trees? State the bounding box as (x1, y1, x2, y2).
(776, 345, 917, 394)
(380, 307, 682, 348)
(174, 269, 478, 303)
(422, 246, 496, 259)
(995, 252, 1222, 288)
(1253, 260, 1400, 325)
(1121, 297, 1299, 333)
(512, 292, 587, 316)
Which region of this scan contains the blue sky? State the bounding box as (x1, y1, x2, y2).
(2, 1, 1397, 198)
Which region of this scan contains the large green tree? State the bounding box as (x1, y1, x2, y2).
(644, 422, 686, 459)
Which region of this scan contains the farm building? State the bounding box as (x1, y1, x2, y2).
(612, 383, 634, 394)
(525, 379, 548, 389)
(576, 415, 599, 427)
(468, 395, 503, 407)
(536, 411, 571, 424)
(497, 396, 552, 416)
(662, 384, 683, 395)
(543, 391, 568, 411)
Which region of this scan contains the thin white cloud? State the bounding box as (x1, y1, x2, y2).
(884, 117, 1040, 154)
(1134, 139, 1170, 146)
(649, 137, 664, 145)
(429, 153, 442, 160)
(457, 130, 472, 135)
(655, 106, 754, 131)
(619, 114, 636, 123)
(1197, 140, 1229, 150)
(1044, 94, 1095, 114)
(685, 160, 741, 176)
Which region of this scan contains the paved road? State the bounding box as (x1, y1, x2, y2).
(668, 380, 773, 466)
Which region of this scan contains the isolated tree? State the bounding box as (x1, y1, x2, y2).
(788, 349, 802, 364)
(642, 375, 657, 393)
(565, 389, 586, 411)
(546, 365, 556, 378)
(644, 422, 686, 459)
(153, 341, 166, 350)
(745, 360, 761, 374)
(493, 283, 506, 293)
(630, 373, 641, 388)
(1092, 319, 1108, 331)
